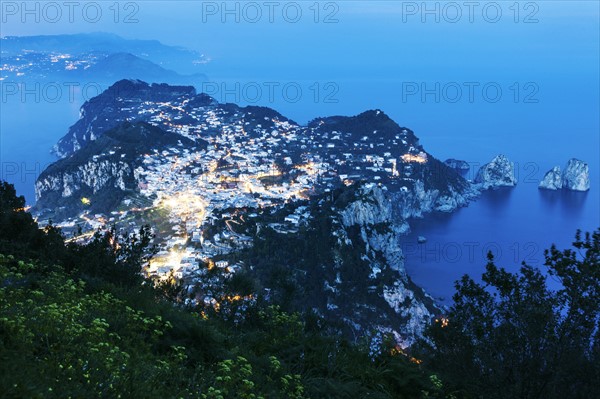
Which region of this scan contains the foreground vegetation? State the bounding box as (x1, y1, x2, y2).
(0, 181, 597, 398)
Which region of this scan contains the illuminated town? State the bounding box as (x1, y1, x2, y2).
(0, 51, 98, 80)
(35, 81, 435, 312)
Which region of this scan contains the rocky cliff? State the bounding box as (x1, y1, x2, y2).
(539, 166, 563, 190)
(539, 159, 590, 192)
(474, 154, 517, 189)
(248, 183, 439, 348)
(37, 122, 203, 214)
(390, 178, 479, 220)
(35, 159, 134, 212)
(338, 183, 435, 346)
(563, 159, 590, 191)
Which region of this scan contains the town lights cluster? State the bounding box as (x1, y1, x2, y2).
(401, 152, 428, 164)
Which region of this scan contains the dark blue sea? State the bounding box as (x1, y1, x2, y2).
(403, 179, 598, 304)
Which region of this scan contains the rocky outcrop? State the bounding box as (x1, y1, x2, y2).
(341, 177, 477, 235)
(563, 159, 590, 191)
(36, 160, 132, 199)
(338, 183, 437, 347)
(35, 160, 134, 211)
(340, 183, 393, 226)
(248, 184, 438, 349)
(389, 180, 478, 221)
(37, 122, 200, 213)
(539, 160, 590, 192)
(474, 154, 517, 189)
(539, 166, 563, 190)
(382, 282, 432, 346)
(340, 184, 408, 274)
(444, 158, 470, 172)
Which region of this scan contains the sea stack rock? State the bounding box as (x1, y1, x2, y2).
(474, 154, 517, 189)
(539, 166, 563, 190)
(444, 159, 470, 173)
(562, 158, 590, 191)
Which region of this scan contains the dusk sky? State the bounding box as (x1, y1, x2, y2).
(1, 1, 599, 190)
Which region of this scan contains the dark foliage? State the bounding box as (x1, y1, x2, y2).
(419, 231, 600, 399)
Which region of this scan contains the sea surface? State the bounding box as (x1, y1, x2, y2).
(403, 179, 599, 305)
(0, 98, 80, 202)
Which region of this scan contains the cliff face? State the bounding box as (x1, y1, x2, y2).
(35, 160, 134, 212)
(390, 179, 478, 221)
(37, 121, 201, 213)
(340, 183, 392, 226)
(36, 160, 132, 198)
(333, 184, 436, 347)
(340, 184, 407, 275)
